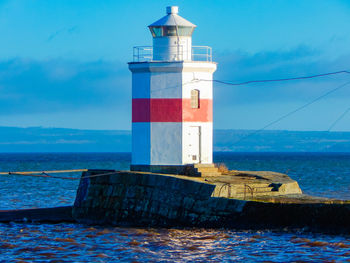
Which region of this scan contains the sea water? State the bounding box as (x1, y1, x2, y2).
(0, 152, 350, 262)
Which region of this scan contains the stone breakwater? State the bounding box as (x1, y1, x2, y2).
(73, 170, 245, 227)
(72, 170, 350, 232)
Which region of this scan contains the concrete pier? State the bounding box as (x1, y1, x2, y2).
(71, 169, 350, 233)
(2, 169, 350, 234)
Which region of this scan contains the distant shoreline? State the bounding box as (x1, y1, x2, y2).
(0, 126, 349, 152)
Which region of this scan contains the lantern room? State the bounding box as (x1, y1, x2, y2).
(148, 6, 196, 61)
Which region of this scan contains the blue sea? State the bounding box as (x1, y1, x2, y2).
(1, 152, 350, 262)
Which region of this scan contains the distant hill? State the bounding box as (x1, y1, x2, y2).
(0, 126, 349, 152)
(0, 127, 130, 152)
(214, 129, 350, 152)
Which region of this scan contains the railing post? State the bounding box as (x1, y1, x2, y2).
(134, 46, 215, 62)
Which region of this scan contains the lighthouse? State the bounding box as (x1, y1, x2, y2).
(129, 6, 217, 174)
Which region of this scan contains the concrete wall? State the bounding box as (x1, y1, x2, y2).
(73, 170, 246, 227)
(182, 70, 213, 99)
(129, 62, 217, 167)
(132, 72, 151, 99)
(132, 123, 150, 165)
(73, 170, 350, 233)
(150, 72, 182, 98)
(151, 123, 182, 165)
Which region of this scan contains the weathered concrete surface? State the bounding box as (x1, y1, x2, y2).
(207, 170, 302, 199)
(72, 170, 350, 233)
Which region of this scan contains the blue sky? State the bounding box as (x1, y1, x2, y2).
(1, 0, 350, 131)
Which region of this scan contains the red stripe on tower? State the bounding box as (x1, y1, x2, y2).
(182, 99, 212, 122)
(132, 99, 150, 122)
(132, 98, 212, 122)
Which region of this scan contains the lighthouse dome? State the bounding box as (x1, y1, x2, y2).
(148, 6, 196, 37)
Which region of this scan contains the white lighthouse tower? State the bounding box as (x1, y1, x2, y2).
(129, 6, 217, 174)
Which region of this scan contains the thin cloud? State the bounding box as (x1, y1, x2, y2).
(0, 58, 129, 115)
(214, 46, 350, 105)
(47, 26, 79, 42)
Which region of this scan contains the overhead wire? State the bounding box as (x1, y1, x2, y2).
(326, 107, 350, 132)
(204, 70, 350, 86)
(3, 70, 350, 178)
(228, 80, 350, 146)
(136, 69, 350, 144)
(316, 107, 350, 151)
(149, 70, 350, 93)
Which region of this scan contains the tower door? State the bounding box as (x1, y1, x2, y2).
(186, 126, 201, 164)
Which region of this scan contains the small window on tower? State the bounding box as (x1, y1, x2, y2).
(191, 89, 200, 109)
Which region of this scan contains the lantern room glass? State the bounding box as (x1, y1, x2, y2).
(149, 26, 194, 37)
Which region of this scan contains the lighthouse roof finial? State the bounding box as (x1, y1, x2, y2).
(166, 6, 178, 14)
(148, 6, 196, 28)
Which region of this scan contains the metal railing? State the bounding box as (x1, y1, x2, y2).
(132, 45, 212, 62)
(192, 46, 212, 62)
(133, 46, 153, 62)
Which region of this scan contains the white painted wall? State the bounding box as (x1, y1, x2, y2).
(182, 71, 213, 99)
(151, 122, 182, 165)
(130, 62, 216, 100)
(132, 122, 151, 165)
(132, 73, 150, 99)
(181, 64, 215, 164)
(153, 36, 192, 61)
(150, 72, 182, 98)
